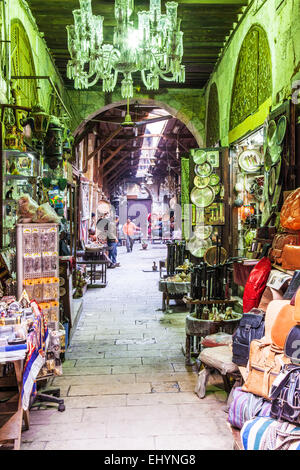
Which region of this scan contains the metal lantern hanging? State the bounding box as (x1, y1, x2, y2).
(44, 116, 64, 170)
(21, 104, 50, 140)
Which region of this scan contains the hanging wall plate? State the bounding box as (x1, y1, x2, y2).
(193, 149, 207, 165)
(190, 186, 215, 208)
(195, 162, 213, 178)
(194, 224, 213, 240)
(269, 143, 282, 165)
(187, 236, 212, 258)
(209, 173, 220, 186)
(264, 148, 272, 172)
(194, 175, 210, 189)
(276, 116, 287, 145)
(204, 246, 228, 266)
(238, 149, 262, 173)
(267, 120, 277, 147)
(269, 167, 276, 196)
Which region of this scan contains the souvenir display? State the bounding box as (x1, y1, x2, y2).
(204, 203, 225, 225)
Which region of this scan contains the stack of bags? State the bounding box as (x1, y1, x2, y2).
(229, 282, 300, 450)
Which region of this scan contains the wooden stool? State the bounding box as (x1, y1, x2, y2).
(195, 345, 241, 399)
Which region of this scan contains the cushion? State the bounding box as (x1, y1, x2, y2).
(199, 345, 239, 375)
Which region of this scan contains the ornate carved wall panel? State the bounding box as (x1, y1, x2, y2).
(10, 19, 38, 107)
(206, 82, 220, 147)
(230, 25, 272, 130)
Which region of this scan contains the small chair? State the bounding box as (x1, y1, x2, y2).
(195, 345, 241, 399)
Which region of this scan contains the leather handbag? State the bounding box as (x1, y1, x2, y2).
(269, 364, 300, 425)
(242, 340, 290, 399)
(281, 188, 300, 231)
(282, 245, 300, 271)
(271, 302, 298, 350)
(232, 311, 265, 367)
(243, 257, 272, 313)
(269, 232, 300, 266)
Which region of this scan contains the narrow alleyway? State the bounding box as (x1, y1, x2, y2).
(21, 244, 232, 450)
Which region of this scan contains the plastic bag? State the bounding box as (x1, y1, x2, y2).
(33, 203, 61, 224)
(17, 195, 39, 222)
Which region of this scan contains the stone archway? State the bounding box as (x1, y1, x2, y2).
(74, 97, 204, 147)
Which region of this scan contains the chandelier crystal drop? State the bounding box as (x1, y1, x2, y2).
(66, 0, 185, 98)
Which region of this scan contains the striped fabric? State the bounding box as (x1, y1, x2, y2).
(241, 417, 300, 450)
(21, 301, 49, 411)
(228, 387, 271, 430)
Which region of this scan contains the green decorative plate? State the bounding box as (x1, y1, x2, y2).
(267, 120, 277, 147)
(264, 148, 272, 172)
(276, 116, 287, 145)
(209, 173, 220, 186)
(190, 186, 215, 208)
(269, 167, 276, 196)
(194, 175, 210, 189)
(269, 143, 282, 165)
(193, 149, 207, 165)
(195, 162, 213, 178)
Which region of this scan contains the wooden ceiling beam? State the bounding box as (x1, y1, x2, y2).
(87, 127, 122, 162)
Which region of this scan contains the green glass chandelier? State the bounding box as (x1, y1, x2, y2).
(66, 0, 185, 98)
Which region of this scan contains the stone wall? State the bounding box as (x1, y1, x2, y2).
(205, 0, 300, 146)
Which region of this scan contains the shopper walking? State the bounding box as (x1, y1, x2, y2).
(123, 218, 140, 253)
(97, 213, 119, 268)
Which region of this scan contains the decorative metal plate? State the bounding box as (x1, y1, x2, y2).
(193, 149, 207, 165)
(239, 149, 262, 173)
(190, 186, 215, 208)
(209, 173, 220, 186)
(194, 175, 210, 189)
(187, 236, 212, 258)
(276, 116, 287, 145)
(195, 162, 213, 178)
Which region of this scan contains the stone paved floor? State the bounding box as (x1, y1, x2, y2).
(21, 244, 233, 450)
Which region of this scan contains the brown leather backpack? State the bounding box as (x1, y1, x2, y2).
(269, 231, 300, 266)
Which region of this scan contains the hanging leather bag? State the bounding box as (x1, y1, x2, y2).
(269, 364, 300, 425)
(282, 245, 300, 271)
(242, 341, 290, 399)
(232, 310, 265, 367)
(269, 232, 300, 266)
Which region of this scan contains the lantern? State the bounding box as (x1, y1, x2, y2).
(21, 104, 50, 140)
(44, 116, 63, 170)
(240, 204, 255, 222)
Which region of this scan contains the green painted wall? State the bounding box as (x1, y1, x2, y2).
(205, 0, 300, 146)
(0, 0, 73, 116)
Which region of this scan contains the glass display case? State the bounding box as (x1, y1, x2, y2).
(1, 150, 41, 248)
(229, 127, 265, 258)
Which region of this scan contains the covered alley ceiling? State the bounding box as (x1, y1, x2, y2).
(27, 0, 248, 90)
